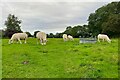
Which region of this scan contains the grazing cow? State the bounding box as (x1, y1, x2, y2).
(36, 32, 47, 45)
(9, 33, 28, 44)
(97, 34, 111, 43)
(68, 35, 74, 41)
(62, 34, 68, 41)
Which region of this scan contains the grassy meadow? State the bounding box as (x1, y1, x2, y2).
(0, 39, 2, 79)
(2, 38, 118, 78)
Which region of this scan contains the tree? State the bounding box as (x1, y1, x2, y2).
(63, 26, 73, 36)
(88, 2, 120, 37)
(54, 33, 61, 38)
(0, 29, 5, 38)
(102, 14, 120, 37)
(66, 26, 72, 30)
(34, 31, 40, 38)
(63, 25, 90, 38)
(47, 33, 54, 38)
(25, 32, 33, 37)
(4, 14, 22, 38)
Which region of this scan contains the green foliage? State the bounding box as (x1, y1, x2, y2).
(33, 31, 40, 38)
(102, 14, 120, 36)
(54, 33, 62, 38)
(0, 30, 5, 38)
(47, 33, 54, 38)
(63, 25, 90, 38)
(4, 14, 22, 38)
(88, 2, 120, 37)
(49, 25, 90, 38)
(25, 32, 33, 37)
(2, 38, 118, 78)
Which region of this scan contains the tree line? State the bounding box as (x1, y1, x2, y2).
(88, 2, 120, 37)
(1, 2, 120, 38)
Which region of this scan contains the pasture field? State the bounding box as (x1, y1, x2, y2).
(2, 38, 118, 78)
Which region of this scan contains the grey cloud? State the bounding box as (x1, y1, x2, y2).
(2, 2, 108, 34)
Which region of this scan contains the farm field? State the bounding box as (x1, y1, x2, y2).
(0, 39, 2, 79)
(2, 38, 118, 78)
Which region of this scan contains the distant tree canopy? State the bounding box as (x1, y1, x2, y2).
(47, 33, 54, 38)
(25, 32, 33, 37)
(54, 33, 63, 38)
(88, 2, 120, 37)
(34, 31, 40, 38)
(4, 14, 22, 38)
(63, 25, 90, 38)
(0, 30, 5, 38)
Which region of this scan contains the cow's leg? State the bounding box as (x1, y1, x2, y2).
(98, 38, 100, 42)
(43, 40, 46, 45)
(42, 39, 44, 45)
(43, 43, 46, 45)
(24, 40, 26, 44)
(66, 38, 67, 41)
(40, 38, 43, 45)
(11, 40, 13, 43)
(64, 38, 67, 41)
(102, 39, 104, 42)
(18, 38, 22, 44)
(25, 38, 26, 44)
(8, 39, 11, 44)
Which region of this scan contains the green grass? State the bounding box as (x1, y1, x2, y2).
(2, 38, 118, 78)
(0, 39, 2, 79)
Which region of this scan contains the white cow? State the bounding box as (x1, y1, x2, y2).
(62, 34, 68, 41)
(97, 34, 111, 43)
(9, 33, 28, 44)
(68, 35, 74, 41)
(36, 32, 47, 45)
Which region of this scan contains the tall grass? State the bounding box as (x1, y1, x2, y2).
(2, 38, 118, 78)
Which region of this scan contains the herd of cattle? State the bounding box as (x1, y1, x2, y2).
(8, 32, 111, 45)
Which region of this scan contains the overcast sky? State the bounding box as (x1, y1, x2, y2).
(0, 0, 119, 34)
